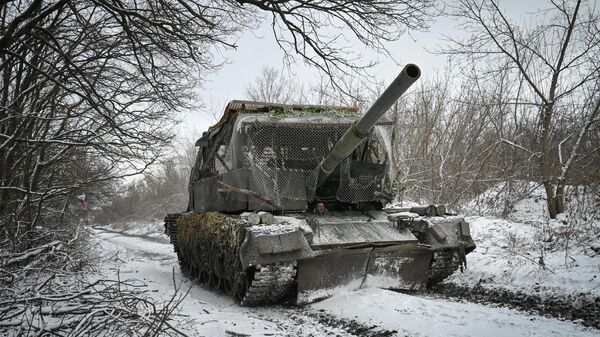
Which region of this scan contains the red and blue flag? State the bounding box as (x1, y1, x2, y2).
(77, 194, 89, 208)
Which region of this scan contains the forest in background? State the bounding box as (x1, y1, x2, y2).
(99, 0, 600, 226)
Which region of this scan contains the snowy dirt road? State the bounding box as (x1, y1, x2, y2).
(92, 228, 598, 337)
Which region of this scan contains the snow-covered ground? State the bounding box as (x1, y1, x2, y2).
(448, 186, 600, 300)
(93, 224, 598, 337)
(445, 216, 599, 298)
(314, 288, 596, 337)
(93, 229, 355, 337)
(106, 219, 166, 238)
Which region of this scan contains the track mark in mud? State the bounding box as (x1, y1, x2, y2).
(431, 283, 600, 329)
(306, 309, 403, 337)
(249, 307, 400, 337)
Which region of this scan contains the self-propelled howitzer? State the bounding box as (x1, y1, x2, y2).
(164, 64, 475, 306)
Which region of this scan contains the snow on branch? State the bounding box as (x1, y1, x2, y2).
(0, 237, 190, 337)
(0, 276, 190, 336)
(2, 240, 62, 266)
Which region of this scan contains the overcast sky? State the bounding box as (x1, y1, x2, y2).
(178, 0, 545, 140)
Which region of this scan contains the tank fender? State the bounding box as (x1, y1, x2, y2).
(423, 217, 476, 251)
(459, 220, 472, 240)
(240, 225, 314, 267)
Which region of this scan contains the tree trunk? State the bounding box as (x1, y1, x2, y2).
(540, 100, 556, 219)
(543, 180, 558, 219)
(555, 183, 565, 215)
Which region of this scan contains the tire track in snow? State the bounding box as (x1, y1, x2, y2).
(93, 228, 393, 337)
(93, 228, 596, 337)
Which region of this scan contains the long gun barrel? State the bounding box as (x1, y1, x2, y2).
(316, 64, 421, 186)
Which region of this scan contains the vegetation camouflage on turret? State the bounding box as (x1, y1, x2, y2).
(176, 213, 247, 298)
(267, 107, 358, 118)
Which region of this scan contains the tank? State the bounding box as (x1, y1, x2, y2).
(164, 64, 476, 306)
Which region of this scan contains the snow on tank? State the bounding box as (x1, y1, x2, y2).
(164, 64, 476, 306)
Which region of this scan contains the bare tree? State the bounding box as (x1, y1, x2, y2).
(1, 0, 437, 245)
(240, 0, 436, 85)
(0, 0, 199, 246)
(388, 70, 501, 205)
(244, 66, 301, 103)
(244, 65, 372, 107)
(94, 140, 197, 226)
(440, 0, 600, 218)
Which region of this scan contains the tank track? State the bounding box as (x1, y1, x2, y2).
(163, 212, 297, 306)
(164, 213, 181, 246)
(427, 249, 460, 287)
(241, 262, 297, 306)
(164, 213, 187, 271)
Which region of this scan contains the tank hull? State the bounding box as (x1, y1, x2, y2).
(164, 210, 475, 306)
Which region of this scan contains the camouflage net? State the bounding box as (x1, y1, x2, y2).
(238, 120, 386, 204)
(176, 213, 246, 296)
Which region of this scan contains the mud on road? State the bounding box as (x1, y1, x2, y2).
(431, 283, 600, 329)
(247, 307, 399, 337)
